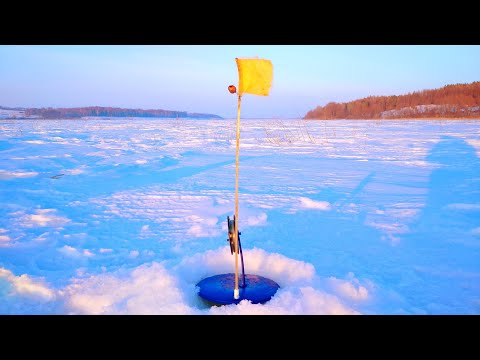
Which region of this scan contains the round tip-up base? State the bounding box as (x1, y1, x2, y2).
(196, 273, 280, 306)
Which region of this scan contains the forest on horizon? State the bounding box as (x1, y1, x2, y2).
(304, 81, 480, 119)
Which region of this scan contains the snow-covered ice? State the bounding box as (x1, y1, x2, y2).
(0, 118, 479, 314)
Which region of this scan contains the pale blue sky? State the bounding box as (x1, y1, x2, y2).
(1, 45, 479, 118)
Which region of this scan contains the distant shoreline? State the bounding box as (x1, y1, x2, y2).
(0, 116, 223, 120)
(0, 105, 222, 120)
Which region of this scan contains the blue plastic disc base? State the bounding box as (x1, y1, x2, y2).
(196, 273, 280, 306)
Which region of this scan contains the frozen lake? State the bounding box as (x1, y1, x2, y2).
(1, 118, 479, 314)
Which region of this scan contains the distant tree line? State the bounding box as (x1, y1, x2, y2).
(304, 81, 480, 119)
(23, 106, 222, 119)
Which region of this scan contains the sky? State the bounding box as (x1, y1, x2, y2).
(1, 45, 480, 119)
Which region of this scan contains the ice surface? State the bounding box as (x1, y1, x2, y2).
(0, 118, 479, 314)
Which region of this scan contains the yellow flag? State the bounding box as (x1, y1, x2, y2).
(236, 58, 273, 96)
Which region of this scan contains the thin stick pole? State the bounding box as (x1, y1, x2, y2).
(234, 94, 242, 299)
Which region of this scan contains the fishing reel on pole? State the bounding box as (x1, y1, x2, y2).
(227, 215, 246, 288)
(227, 215, 241, 255)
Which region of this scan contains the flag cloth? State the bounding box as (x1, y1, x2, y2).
(236, 58, 273, 96)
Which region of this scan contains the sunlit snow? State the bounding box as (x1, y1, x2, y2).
(1, 118, 479, 314)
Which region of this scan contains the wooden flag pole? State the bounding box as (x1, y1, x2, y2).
(234, 94, 242, 300)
